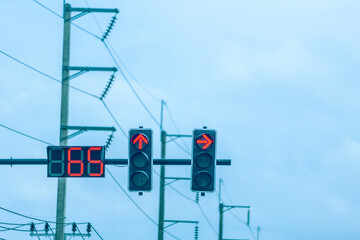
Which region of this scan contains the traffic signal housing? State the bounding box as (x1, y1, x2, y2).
(191, 129, 216, 192)
(128, 128, 152, 191)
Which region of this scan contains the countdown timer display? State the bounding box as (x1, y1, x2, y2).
(47, 146, 105, 178)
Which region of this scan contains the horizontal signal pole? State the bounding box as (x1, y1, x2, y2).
(0, 159, 231, 166)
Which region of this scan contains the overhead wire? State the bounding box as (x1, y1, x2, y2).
(220, 181, 257, 240)
(89, 225, 104, 240)
(0, 50, 99, 99)
(75, 224, 86, 240)
(105, 41, 162, 103)
(32, 0, 101, 40)
(164, 103, 191, 152)
(101, 100, 128, 138)
(30, 0, 145, 140)
(80, 0, 161, 126)
(33, 0, 62, 18)
(0, 206, 87, 229)
(172, 140, 191, 156)
(106, 167, 181, 240)
(27, 2, 210, 239)
(102, 41, 161, 126)
(83, 0, 162, 103)
(0, 224, 30, 232)
(153, 170, 218, 237)
(0, 206, 56, 224)
(0, 123, 54, 145)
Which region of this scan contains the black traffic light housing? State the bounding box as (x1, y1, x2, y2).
(128, 128, 153, 192)
(191, 128, 216, 192)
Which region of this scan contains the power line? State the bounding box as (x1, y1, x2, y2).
(0, 206, 56, 223)
(197, 203, 218, 236)
(32, 0, 162, 129)
(106, 167, 181, 240)
(33, 0, 62, 18)
(172, 140, 191, 156)
(106, 41, 163, 103)
(221, 181, 257, 240)
(153, 170, 218, 237)
(0, 123, 54, 145)
(75, 224, 86, 240)
(32, 0, 101, 40)
(0, 50, 99, 99)
(1, 51, 129, 144)
(164, 103, 191, 152)
(0, 224, 30, 232)
(101, 100, 128, 138)
(89, 225, 104, 240)
(83, 0, 162, 103)
(102, 41, 161, 127)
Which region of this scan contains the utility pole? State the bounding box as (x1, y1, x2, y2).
(55, 3, 71, 240)
(158, 100, 193, 240)
(257, 227, 260, 240)
(158, 99, 166, 240)
(55, 3, 119, 240)
(219, 203, 224, 240)
(218, 181, 251, 240)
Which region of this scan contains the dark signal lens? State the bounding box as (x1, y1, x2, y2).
(196, 153, 212, 168)
(132, 171, 149, 187)
(132, 152, 149, 168)
(195, 172, 212, 187)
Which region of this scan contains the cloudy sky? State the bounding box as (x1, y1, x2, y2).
(1, 0, 360, 239)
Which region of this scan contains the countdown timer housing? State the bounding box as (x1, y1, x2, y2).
(47, 146, 105, 177)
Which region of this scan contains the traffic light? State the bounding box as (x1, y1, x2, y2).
(128, 128, 152, 191)
(191, 129, 216, 192)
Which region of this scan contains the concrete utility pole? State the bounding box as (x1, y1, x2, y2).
(55, 3, 71, 240)
(218, 180, 251, 240)
(219, 203, 224, 240)
(157, 100, 194, 240)
(158, 100, 166, 240)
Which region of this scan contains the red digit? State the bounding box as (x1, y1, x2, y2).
(88, 147, 104, 177)
(68, 147, 83, 177)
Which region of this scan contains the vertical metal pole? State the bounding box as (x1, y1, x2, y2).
(218, 178, 222, 204)
(55, 3, 71, 240)
(158, 100, 166, 240)
(219, 203, 224, 240)
(257, 227, 260, 240)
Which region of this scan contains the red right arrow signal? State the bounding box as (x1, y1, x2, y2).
(132, 134, 149, 150)
(196, 134, 213, 150)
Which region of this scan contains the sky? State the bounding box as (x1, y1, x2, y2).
(1, 0, 360, 239)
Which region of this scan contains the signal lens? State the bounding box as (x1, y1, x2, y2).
(132, 171, 149, 187)
(195, 171, 212, 187)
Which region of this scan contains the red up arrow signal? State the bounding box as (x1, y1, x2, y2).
(196, 134, 213, 150)
(132, 134, 149, 150)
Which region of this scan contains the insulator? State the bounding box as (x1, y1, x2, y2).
(72, 223, 77, 233)
(30, 222, 35, 233)
(100, 73, 116, 100)
(102, 14, 118, 41)
(105, 133, 114, 151)
(87, 223, 92, 233)
(195, 192, 199, 203)
(44, 222, 49, 234)
(194, 225, 199, 240)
